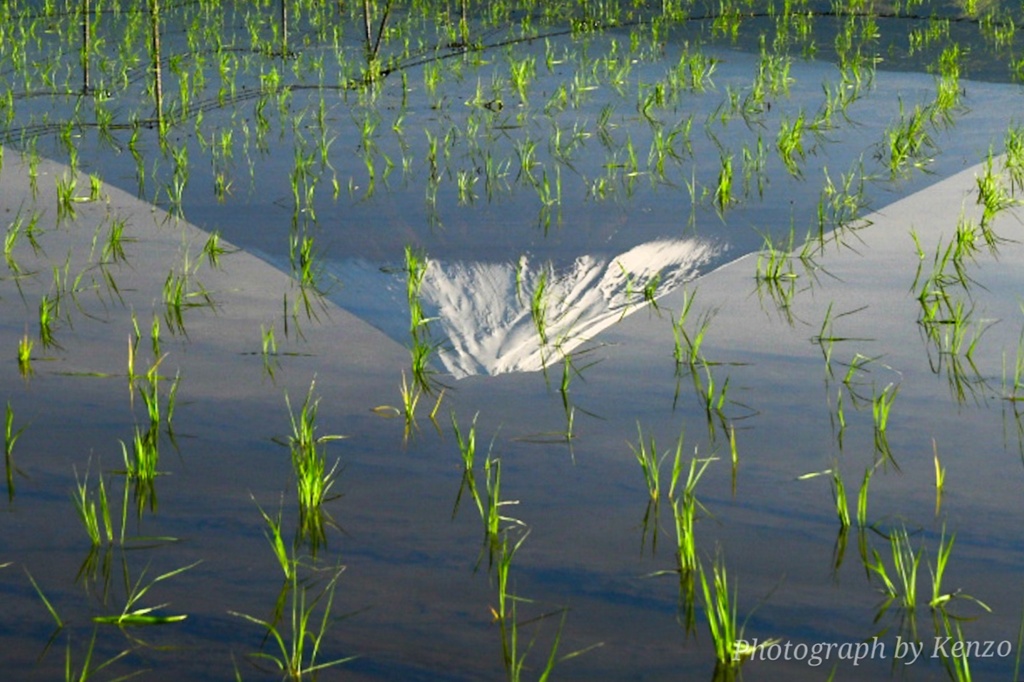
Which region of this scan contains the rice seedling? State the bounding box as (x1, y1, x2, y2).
(4, 208, 26, 276)
(120, 426, 160, 514)
(261, 323, 279, 378)
(672, 290, 716, 370)
(857, 464, 874, 529)
(87, 174, 103, 202)
(452, 411, 479, 473)
(629, 423, 684, 504)
(884, 100, 935, 177)
(933, 439, 945, 517)
(38, 293, 59, 349)
(93, 559, 199, 626)
(812, 303, 870, 377)
(481, 455, 522, 546)
(832, 466, 850, 529)
(871, 382, 899, 434)
(976, 149, 1017, 232)
(677, 48, 718, 93)
(698, 551, 779, 670)
(56, 173, 78, 221)
(755, 228, 798, 285)
(713, 152, 733, 212)
(865, 525, 926, 639)
(72, 463, 119, 547)
(136, 354, 167, 433)
(17, 331, 34, 378)
(816, 161, 871, 248)
(776, 110, 806, 176)
(279, 380, 345, 546)
(672, 452, 715, 575)
(251, 495, 295, 583)
(201, 230, 232, 268)
(1004, 124, 1024, 194)
(691, 362, 731, 426)
(927, 526, 990, 620)
(796, 466, 849, 529)
(932, 43, 963, 121)
(100, 216, 131, 265)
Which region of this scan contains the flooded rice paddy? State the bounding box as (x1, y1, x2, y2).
(2, 1, 1024, 680)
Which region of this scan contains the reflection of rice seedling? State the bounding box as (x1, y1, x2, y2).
(935, 613, 973, 682)
(530, 268, 550, 349)
(491, 529, 592, 681)
(740, 135, 767, 198)
(232, 544, 353, 677)
(25, 569, 63, 630)
(93, 560, 199, 626)
(4, 403, 27, 501)
(63, 629, 132, 682)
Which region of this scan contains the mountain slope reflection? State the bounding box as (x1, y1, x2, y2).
(328, 238, 721, 377)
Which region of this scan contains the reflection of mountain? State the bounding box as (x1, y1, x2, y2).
(326, 238, 721, 377)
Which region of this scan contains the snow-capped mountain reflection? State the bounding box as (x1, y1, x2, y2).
(328, 237, 721, 377)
